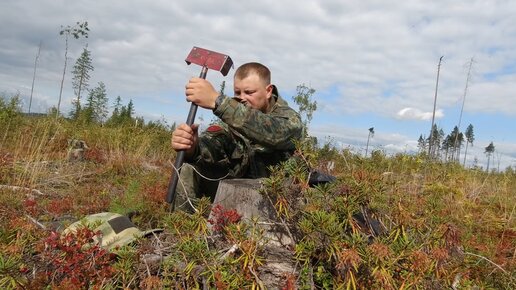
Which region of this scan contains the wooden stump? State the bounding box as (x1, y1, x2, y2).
(209, 178, 294, 246)
(210, 179, 299, 288)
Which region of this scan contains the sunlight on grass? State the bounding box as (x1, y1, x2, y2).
(0, 96, 514, 289)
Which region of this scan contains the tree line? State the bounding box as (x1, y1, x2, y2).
(23, 21, 159, 129)
(31, 21, 323, 132)
(417, 124, 496, 170)
(63, 22, 143, 127)
(26, 21, 503, 171)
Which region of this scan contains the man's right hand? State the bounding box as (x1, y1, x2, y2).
(171, 123, 199, 157)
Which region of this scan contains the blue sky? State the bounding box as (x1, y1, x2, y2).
(1, 0, 515, 170)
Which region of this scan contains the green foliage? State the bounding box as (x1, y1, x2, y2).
(318, 136, 340, 161)
(464, 124, 475, 145)
(106, 97, 137, 126)
(260, 140, 515, 288)
(0, 94, 23, 130)
(485, 141, 495, 171)
(78, 81, 108, 124)
(60, 21, 89, 39)
(109, 181, 145, 215)
(112, 246, 139, 288)
(70, 47, 94, 119)
(421, 123, 479, 166)
(57, 21, 90, 118)
(292, 83, 317, 137)
(0, 253, 25, 289)
(0, 113, 514, 289)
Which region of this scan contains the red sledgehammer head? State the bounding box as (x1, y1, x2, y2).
(185, 46, 234, 76)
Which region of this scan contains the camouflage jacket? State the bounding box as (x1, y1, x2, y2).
(186, 85, 303, 178)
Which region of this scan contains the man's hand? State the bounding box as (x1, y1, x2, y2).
(185, 78, 219, 109)
(171, 123, 199, 157)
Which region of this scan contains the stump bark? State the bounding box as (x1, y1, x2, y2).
(209, 179, 299, 289)
(209, 178, 294, 246)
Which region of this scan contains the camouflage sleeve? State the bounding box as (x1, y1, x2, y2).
(186, 124, 235, 168)
(213, 95, 303, 150)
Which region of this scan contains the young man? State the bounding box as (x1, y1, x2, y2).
(171, 62, 302, 212)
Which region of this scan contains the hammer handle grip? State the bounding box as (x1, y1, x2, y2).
(167, 66, 208, 210)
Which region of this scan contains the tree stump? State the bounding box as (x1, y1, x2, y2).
(209, 179, 299, 288)
(210, 178, 294, 246)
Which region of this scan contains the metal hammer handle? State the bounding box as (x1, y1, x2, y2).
(166, 66, 208, 210)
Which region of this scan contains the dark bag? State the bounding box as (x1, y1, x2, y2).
(308, 170, 336, 186)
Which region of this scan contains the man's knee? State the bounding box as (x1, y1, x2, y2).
(174, 163, 222, 212)
(174, 164, 197, 212)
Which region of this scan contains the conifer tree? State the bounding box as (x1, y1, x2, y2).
(57, 21, 89, 118)
(463, 124, 475, 166)
(83, 82, 108, 124)
(449, 126, 463, 161)
(417, 135, 426, 153)
(70, 46, 94, 119)
(484, 142, 495, 172)
(427, 124, 444, 159)
(125, 99, 135, 120)
(106, 95, 123, 126)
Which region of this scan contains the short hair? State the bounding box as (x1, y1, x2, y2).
(234, 62, 271, 85)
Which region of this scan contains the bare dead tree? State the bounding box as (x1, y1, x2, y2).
(365, 127, 374, 157)
(428, 56, 444, 158)
(453, 57, 474, 161)
(29, 41, 42, 114)
(56, 21, 89, 119)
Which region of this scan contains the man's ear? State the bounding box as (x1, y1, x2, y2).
(265, 84, 273, 99)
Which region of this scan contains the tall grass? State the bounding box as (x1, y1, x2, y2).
(0, 96, 514, 289)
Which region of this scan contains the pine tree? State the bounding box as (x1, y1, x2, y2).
(484, 142, 495, 172)
(126, 99, 134, 120)
(417, 135, 426, 153)
(455, 132, 464, 161)
(427, 124, 444, 159)
(70, 46, 94, 119)
(82, 82, 108, 124)
(449, 126, 463, 161)
(57, 21, 89, 118)
(116, 99, 135, 126)
(463, 124, 475, 166)
(106, 96, 122, 126)
(106, 97, 138, 127)
(442, 134, 452, 161)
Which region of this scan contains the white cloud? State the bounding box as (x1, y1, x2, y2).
(1, 0, 516, 170)
(396, 107, 444, 121)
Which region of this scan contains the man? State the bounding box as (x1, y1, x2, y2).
(171, 62, 302, 212)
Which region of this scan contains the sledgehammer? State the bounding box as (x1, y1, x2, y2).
(166, 47, 233, 211)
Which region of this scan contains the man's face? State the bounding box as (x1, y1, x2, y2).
(233, 73, 272, 113)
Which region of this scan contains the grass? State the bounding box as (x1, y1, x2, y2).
(0, 105, 514, 289)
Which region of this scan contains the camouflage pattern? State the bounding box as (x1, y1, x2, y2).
(63, 212, 162, 250)
(175, 85, 302, 212)
(174, 163, 220, 212)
